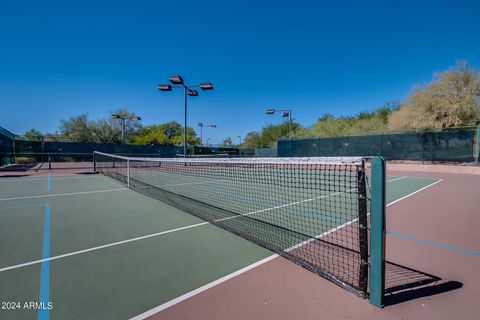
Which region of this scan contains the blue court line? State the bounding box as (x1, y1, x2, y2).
(387, 231, 480, 257)
(38, 203, 51, 320)
(0, 204, 45, 211)
(47, 173, 51, 192)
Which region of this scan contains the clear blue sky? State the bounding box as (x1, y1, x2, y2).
(1, 0, 479, 144)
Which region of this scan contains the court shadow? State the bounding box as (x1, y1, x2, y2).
(384, 261, 462, 306)
(0, 163, 37, 172)
(0, 174, 30, 178)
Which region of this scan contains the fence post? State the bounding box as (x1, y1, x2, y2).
(379, 133, 384, 157)
(93, 152, 97, 173)
(127, 159, 130, 188)
(476, 124, 480, 166)
(475, 122, 480, 166)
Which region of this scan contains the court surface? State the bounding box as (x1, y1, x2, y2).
(0, 172, 440, 320)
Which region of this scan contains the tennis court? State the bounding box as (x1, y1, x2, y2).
(0, 157, 447, 320)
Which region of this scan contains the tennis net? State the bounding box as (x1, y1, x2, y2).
(94, 151, 381, 298)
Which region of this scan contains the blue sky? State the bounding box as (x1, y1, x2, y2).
(1, 0, 479, 144)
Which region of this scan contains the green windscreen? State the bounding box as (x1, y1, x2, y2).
(278, 128, 476, 162)
(0, 126, 14, 165)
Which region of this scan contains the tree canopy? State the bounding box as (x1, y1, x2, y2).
(308, 104, 396, 137)
(242, 121, 305, 148)
(132, 121, 200, 146)
(58, 108, 141, 143)
(220, 136, 233, 147)
(389, 61, 480, 130)
(22, 129, 44, 141)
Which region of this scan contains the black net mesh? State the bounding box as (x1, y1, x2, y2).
(192, 146, 240, 156)
(94, 152, 370, 297)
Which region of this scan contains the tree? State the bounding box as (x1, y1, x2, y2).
(103, 108, 142, 143)
(58, 108, 141, 143)
(132, 121, 200, 146)
(307, 104, 397, 137)
(220, 137, 233, 147)
(389, 60, 480, 130)
(242, 131, 262, 148)
(58, 114, 94, 142)
(22, 129, 44, 141)
(242, 121, 305, 148)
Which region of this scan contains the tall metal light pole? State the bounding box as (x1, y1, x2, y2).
(237, 135, 242, 146)
(157, 75, 214, 157)
(198, 123, 217, 145)
(112, 114, 142, 143)
(266, 108, 293, 137)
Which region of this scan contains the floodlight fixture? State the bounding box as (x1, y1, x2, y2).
(198, 122, 217, 144)
(168, 75, 184, 84)
(187, 89, 199, 96)
(158, 84, 172, 91)
(111, 113, 142, 143)
(266, 107, 293, 138)
(157, 75, 214, 157)
(199, 82, 214, 90)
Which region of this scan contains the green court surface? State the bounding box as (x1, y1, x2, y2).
(0, 173, 439, 320)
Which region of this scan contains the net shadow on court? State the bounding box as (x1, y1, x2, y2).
(384, 261, 462, 306)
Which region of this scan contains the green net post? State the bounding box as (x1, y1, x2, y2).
(369, 156, 386, 307)
(476, 124, 480, 166)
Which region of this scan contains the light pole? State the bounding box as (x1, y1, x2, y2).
(206, 138, 211, 146)
(112, 114, 141, 143)
(237, 135, 242, 146)
(198, 123, 217, 145)
(158, 75, 214, 157)
(266, 108, 293, 137)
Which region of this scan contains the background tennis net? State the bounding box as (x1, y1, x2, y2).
(94, 151, 375, 298)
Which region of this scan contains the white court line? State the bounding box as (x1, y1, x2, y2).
(0, 188, 127, 202)
(216, 189, 348, 222)
(387, 174, 441, 181)
(386, 176, 407, 183)
(0, 187, 344, 273)
(129, 254, 280, 320)
(385, 179, 443, 207)
(0, 174, 101, 182)
(0, 222, 209, 273)
(135, 179, 221, 189)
